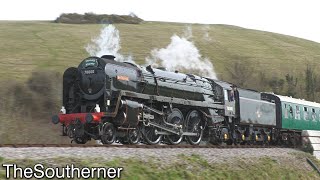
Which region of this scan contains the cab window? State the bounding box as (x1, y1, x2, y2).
(224, 90, 228, 101)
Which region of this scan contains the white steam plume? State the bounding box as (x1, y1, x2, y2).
(146, 27, 217, 79)
(85, 25, 134, 63)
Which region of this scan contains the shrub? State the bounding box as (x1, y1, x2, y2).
(54, 13, 144, 24)
(0, 70, 62, 120)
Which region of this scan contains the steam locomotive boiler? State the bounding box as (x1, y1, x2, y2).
(52, 55, 239, 144)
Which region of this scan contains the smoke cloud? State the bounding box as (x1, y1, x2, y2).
(85, 25, 217, 79)
(146, 27, 217, 79)
(85, 25, 134, 63)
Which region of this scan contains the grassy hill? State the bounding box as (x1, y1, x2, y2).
(1, 21, 320, 81)
(1, 21, 320, 143)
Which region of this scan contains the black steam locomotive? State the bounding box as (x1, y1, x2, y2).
(52, 55, 280, 145)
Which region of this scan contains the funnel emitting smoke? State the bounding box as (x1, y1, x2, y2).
(85, 25, 134, 63)
(146, 27, 217, 79)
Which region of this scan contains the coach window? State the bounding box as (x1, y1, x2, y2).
(295, 106, 300, 120)
(312, 108, 316, 121)
(304, 107, 308, 120)
(284, 104, 288, 118)
(289, 106, 293, 117)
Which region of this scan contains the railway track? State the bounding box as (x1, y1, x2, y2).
(0, 144, 287, 149)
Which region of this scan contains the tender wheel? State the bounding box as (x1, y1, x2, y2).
(249, 133, 256, 145)
(101, 123, 116, 144)
(226, 138, 233, 145)
(185, 110, 203, 145)
(165, 108, 184, 145)
(209, 137, 222, 145)
(209, 129, 222, 145)
(127, 128, 141, 144)
(142, 126, 162, 145)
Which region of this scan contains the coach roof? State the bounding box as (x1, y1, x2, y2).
(275, 94, 320, 108)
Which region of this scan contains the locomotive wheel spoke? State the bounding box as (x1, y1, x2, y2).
(165, 108, 184, 145)
(127, 128, 141, 144)
(166, 134, 183, 145)
(142, 127, 162, 145)
(101, 123, 116, 144)
(185, 110, 203, 145)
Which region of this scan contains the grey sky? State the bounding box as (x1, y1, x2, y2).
(1, 0, 320, 42)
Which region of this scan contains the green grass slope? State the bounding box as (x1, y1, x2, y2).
(1, 21, 320, 81)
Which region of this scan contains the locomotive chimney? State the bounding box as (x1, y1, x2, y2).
(101, 55, 116, 60)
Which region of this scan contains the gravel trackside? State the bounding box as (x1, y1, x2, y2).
(0, 147, 301, 164)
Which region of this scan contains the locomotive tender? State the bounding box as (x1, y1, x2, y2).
(52, 55, 320, 145)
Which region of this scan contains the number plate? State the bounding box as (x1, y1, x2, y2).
(84, 70, 96, 75)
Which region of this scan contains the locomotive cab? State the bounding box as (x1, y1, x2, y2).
(209, 80, 237, 118)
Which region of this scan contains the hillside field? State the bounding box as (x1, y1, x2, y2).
(1, 21, 320, 81)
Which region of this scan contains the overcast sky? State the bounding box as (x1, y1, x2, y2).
(1, 0, 320, 43)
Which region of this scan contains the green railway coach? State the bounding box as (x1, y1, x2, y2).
(261, 93, 320, 131)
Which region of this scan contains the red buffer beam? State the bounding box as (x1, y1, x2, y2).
(52, 112, 105, 125)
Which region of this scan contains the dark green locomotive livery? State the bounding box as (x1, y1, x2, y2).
(238, 89, 276, 127)
(59, 55, 237, 144)
(54, 55, 315, 145)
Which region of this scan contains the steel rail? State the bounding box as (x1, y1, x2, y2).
(0, 144, 287, 149)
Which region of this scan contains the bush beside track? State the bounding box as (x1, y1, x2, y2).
(0, 70, 70, 144)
